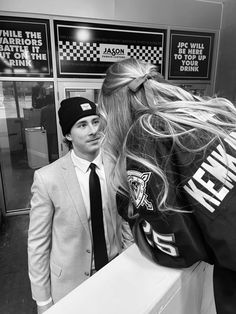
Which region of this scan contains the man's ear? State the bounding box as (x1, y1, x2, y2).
(65, 134, 72, 141)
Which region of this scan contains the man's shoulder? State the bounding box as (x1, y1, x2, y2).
(35, 152, 71, 175)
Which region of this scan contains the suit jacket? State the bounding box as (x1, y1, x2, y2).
(28, 152, 133, 303)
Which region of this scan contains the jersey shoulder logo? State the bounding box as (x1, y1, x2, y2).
(127, 170, 153, 211)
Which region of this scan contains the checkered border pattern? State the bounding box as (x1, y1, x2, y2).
(58, 41, 163, 65)
(127, 45, 163, 65)
(58, 41, 99, 61)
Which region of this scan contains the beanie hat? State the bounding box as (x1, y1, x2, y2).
(58, 97, 98, 136)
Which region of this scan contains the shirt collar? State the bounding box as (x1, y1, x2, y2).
(71, 149, 103, 173)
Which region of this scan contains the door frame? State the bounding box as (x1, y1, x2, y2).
(0, 161, 6, 217)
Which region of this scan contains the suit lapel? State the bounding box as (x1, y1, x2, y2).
(61, 152, 90, 236)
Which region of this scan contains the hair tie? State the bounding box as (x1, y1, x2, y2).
(128, 74, 150, 92)
(128, 74, 156, 107)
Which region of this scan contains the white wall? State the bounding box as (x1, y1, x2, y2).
(113, 0, 222, 30)
(0, 0, 114, 20)
(1, 0, 222, 30)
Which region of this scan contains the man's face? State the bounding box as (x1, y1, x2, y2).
(66, 115, 101, 161)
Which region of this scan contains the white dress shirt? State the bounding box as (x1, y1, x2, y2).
(70, 149, 119, 268)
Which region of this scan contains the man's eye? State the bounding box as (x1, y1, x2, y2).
(79, 123, 86, 128)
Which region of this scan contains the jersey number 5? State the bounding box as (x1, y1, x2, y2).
(142, 220, 179, 257)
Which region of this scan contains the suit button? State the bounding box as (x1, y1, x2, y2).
(86, 249, 91, 253)
(84, 272, 90, 276)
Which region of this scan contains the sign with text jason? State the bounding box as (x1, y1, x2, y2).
(0, 17, 52, 77)
(54, 21, 166, 78)
(168, 30, 214, 80)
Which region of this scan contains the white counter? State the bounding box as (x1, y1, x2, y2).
(46, 244, 216, 314)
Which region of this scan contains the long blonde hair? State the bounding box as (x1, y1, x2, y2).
(99, 58, 236, 212)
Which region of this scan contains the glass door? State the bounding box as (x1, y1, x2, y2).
(57, 81, 102, 156)
(0, 81, 59, 214)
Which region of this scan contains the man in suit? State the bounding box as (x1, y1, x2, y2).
(28, 97, 133, 314)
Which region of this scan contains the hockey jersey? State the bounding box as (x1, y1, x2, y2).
(117, 118, 236, 314)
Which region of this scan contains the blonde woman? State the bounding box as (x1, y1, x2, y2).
(99, 58, 236, 314)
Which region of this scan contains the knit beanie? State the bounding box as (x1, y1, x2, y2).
(58, 97, 98, 136)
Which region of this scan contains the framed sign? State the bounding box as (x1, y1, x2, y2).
(168, 30, 214, 80)
(54, 20, 166, 78)
(0, 16, 52, 77)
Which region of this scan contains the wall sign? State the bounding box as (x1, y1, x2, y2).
(54, 21, 166, 78)
(0, 16, 52, 77)
(168, 30, 214, 80)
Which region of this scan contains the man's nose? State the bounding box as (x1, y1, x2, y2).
(88, 124, 98, 134)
